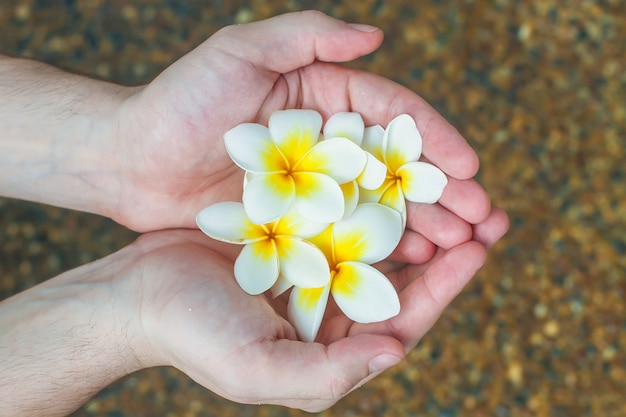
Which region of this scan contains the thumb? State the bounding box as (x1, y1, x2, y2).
(206, 10, 383, 74)
(257, 333, 404, 412)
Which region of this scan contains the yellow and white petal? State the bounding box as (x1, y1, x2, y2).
(242, 173, 295, 224)
(296, 137, 366, 184)
(275, 237, 330, 288)
(379, 180, 407, 221)
(196, 202, 266, 243)
(356, 151, 387, 190)
(224, 123, 284, 173)
(234, 240, 279, 295)
(341, 181, 359, 219)
(323, 112, 364, 145)
(331, 261, 400, 323)
(270, 274, 292, 298)
(306, 225, 334, 265)
(292, 172, 345, 223)
(332, 203, 403, 265)
(383, 114, 422, 172)
(360, 125, 385, 161)
(288, 283, 331, 342)
(274, 207, 329, 239)
(398, 161, 448, 204)
(269, 109, 322, 164)
(358, 183, 386, 204)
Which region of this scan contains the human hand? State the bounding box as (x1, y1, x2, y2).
(0, 206, 507, 416)
(120, 214, 505, 411)
(111, 11, 491, 255)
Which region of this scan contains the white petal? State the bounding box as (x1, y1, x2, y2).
(323, 112, 364, 145)
(296, 137, 366, 184)
(379, 181, 407, 219)
(270, 274, 292, 298)
(398, 162, 448, 204)
(360, 125, 385, 161)
(275, 237, 330, 288)
(224, 123, 283, 173)
(358, 185, 385, 204)
(341, 181, 359, 219)
(383, 114, 422, 172)
(332, 261, 400, 323)
(288, 283, 331, 342)
(332, 203, 403, 264)
(293, 172, 345, 223)
(274, 207, 329, 238)
(356, 151, 387, 190)
(242, 173, 295, 224)
(269, 109, 322, 163)
(196, 202, 265, 243)
(234, 240, 279, 295)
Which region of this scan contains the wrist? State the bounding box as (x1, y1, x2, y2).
(0, 242, 148, 416)
(0, 55, 133, 217)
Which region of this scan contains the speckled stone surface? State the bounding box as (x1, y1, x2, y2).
(1, 1, 624, 416)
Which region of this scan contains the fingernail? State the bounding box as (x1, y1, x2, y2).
(349, 23, 380, 33)
(369, 354, 401, 373)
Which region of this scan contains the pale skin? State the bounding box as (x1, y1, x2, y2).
(0, 11, 509, 417)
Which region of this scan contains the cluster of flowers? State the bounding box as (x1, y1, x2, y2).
(196, 109, 447, 342)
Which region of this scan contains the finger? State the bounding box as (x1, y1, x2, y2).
(299, 64, 479, 180)
(341, 70, 480, 180)
(209, 11, 383, 74)
(386, 229, 436, 265)
(254, 334, 404, 411)
(472, 206, 510, 248)
(350, 241, 486, 351)
(438, 176, 492, 224)
(405, 201, 473, 249)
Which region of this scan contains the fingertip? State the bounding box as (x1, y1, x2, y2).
(418, 116, 480, 180)
(473, 206, 510, 249)
(406, 202, 473, 250)
(348, 23, 381, 33)
(389, 230, 437, 264)
(438, 177, 493, 225)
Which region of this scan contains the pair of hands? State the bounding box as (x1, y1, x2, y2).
(111, 11, 508, 411)
(2, 11, 508, 414)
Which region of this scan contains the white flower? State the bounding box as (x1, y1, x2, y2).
(223, 109, 367, 224)
(360, 114, 448, 222)
(196, 202, 330, 295)
(287, 203, 403, 342)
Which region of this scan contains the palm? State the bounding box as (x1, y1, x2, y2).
(114, 48, 289, 231)
(134, 231, 297, 392)
(130, 204, 505, 410)
(112, 16, 485, 235)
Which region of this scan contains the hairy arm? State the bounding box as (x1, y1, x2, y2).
(0, 250, 144, 417)
(0, 54, 129, 217)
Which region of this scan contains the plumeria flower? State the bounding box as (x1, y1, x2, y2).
(287, 203, 403, 342)
(196, 202, 330, 295)
(224, 109, 367, 224)
(360, 114, 448, 223)
(323, 112, 387, 218)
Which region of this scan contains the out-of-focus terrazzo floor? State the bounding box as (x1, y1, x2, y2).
(1, 1, 624, 416)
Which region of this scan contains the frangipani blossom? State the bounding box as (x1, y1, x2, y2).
(196, 202, 330, 295)
(323, 112, 387, 218)
(360, 114, 448, 221)
(224, 109, 367, 224)
(288, 203, 403, 342)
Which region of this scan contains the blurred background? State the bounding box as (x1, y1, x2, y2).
(0, 0, 624, 416)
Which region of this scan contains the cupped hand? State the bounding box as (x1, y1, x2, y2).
(127, 205, 508, 412)
(130, 229, 404, 412)
(112, 11, 491, 254)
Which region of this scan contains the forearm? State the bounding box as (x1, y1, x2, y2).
(0, 251, 145, 417)
(0, 54, 131, 216)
